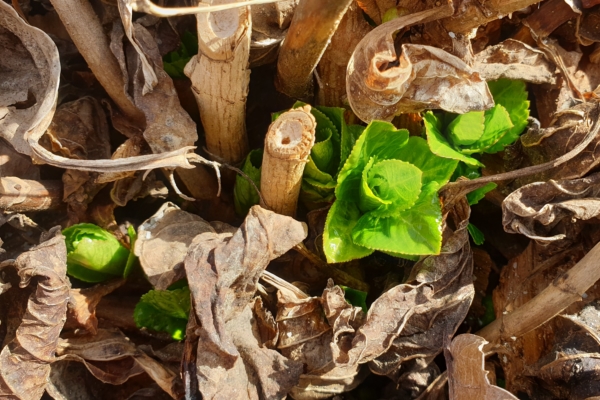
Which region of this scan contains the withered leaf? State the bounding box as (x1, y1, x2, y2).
(474, 39, 557, 84)
(331, 200, 474, 396)
(135, 202, 215, 289)
(446, 334, 518, 400)
(56, 329, 182, 399)
(184, 206, 307, 399)
(0, 1, 60, 157)
(346, 6, 493, 122)
(503, 171, 600, 243)
(277, 280, 366, 399)
(0, 228, 70, 400)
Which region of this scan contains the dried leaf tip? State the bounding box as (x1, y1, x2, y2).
(261, 106, 316, 216)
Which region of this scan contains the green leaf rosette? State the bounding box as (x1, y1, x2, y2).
(323, 121, 458, 263)
(63, 223, 132, 282)
(134, 286, 190, 340)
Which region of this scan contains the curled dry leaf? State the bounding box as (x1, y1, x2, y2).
(276, 280, 366, 399)
(0, 228, 70, 400)
(473, 39, 557, 84)
(56, 329, 182, 399)
(0, 0, 60, 157)
(184, 206, 307, 399)
(446, 334, 518, 400)
(331, 200, 474, 396)
(503, 171, 600, 243)
(346, 6, 494, 122)
(135, 202, 215, 289)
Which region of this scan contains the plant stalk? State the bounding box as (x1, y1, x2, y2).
(0, 178, 62, 212)
(185, 0, 251, 164)
(275, 0, 353, 99)
(260, 105, 315, 216)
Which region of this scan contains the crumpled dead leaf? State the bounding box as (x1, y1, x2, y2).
(184, 205, 307, 399)
(135, 202, 215, 289)
(446, 334, 518, 400)
(473, 39, 557, 84)
(276, 280, 366, 399)
(0, 0, 60, 157)
(330, 200, 474, 397)
(503, 171, 600, 243)
(347, 6, 493, 122)
(56, 329, 182, 399)
(0, 228, 70, 400)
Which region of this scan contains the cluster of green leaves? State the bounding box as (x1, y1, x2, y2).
(133, 282, 190, 340)
(233, 103, 364, 215)
(63, 224, 137, 282)
(323, 121, 458, 263)
(163, 31, 198, 79)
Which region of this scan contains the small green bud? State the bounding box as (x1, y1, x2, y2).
(63, 223, 131, 282)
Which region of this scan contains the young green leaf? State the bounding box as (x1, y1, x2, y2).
(163, 31, 198, 79)
(467, 182, 497, 206)
(485, 79, 529, 153)
(392, 136, 458, 186)
(448, 111, 485, 146)
(63, 223, 131, 283)
(134, 286, 191, 340)
(123, 225, 138, 278)
(340, 285, 368, 313)
(323, 199, 374, 263)
(233, 149, 263, 216)
(467, 223, 485, 245)
(424, 112, 483, 167)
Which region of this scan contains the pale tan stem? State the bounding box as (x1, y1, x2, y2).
(185, 1, 251, 164)
(442, 0, 544, 34)
(260, 105, 315, 217)
(275, 0, 353, 99)
(0, 178, 62, 212)
(49, 0, 143, 125)
(478, 240, 600, 346)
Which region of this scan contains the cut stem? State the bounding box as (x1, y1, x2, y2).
(185, 0, 251, 164)
(0, 178, 62, 212)
(49, 0, 143, 124)
(260, 105, 316, 217)
(276, 0, 353, 99)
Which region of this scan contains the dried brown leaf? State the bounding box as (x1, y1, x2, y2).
(135, 202, 215, 289)
(277, 281, 366, 399)
(0, 141, 40, 179)
(356, 0, 395, 25)
(346, 6, 493, 122)
(0, 228, 70, 400)
(473, 39, 557, 84)
(446, 334, 518, 400)
(64, 279, 126, 335)
(503, 171, 600, 243)
(331, 200, 474, 396)
(184, 206, 307, 399)
(56, 329, 182, 399)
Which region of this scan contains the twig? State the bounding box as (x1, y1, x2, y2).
(130, 0, 295, 17)
(49, 0, 144, 124)
(477, 239, 600, 346)
(260, 270, 309, 299)
(260, 106, 316, 216)
(275, 0, 353, 99)
(0, 178, 62, 212)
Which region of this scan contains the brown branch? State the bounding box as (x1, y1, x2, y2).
(276, 0, 353, 99)
(0, 178, 62, 212)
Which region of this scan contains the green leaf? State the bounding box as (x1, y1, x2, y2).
(134, 286, 191, 340)
(391, 136, 458, 186)
(467, 182, 497, 206)
(233, 149, 263, 216)
(448, 111, 485, 146)
(423, 112, 483, 167)
(63, 223, 131, 282)
(363, 159, 422, 213)
(336, 121, 409, 201)
(485, 79, 529, 153)
(352, 182, 443, 255)
(123, 225, 138, 278)
(467, 223, 485, 245)
(340, 285, 368, 312)
(461, 104, 513, 155)
(162, 31, 198, 79)
(323, 199, 374, 263)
